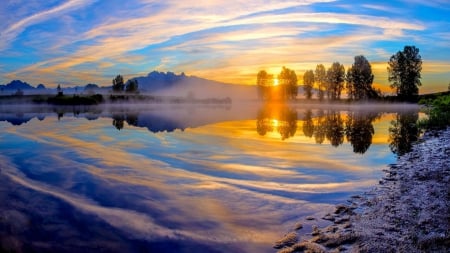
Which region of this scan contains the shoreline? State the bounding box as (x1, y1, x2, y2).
(275, 127, 450, 252)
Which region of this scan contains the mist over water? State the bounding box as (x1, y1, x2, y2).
(0, 102, 420, 252)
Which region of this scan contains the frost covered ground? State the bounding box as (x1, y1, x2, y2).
(275, 127, 450, 253)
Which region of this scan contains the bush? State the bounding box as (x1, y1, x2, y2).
(418, 94, 450, 130)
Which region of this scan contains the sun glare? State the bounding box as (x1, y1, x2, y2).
(271, 119, 279, 128)
(273, 78, 279, 86)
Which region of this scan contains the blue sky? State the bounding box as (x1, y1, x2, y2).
(0, 0, 449, 93)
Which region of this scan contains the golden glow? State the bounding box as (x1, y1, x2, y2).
(273, 78, 279, 86)
(271, 119, 279, 128)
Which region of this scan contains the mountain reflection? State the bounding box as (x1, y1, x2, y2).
(0, 105, 421, 155)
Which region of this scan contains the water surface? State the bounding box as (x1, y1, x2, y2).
(0, 103, 419, 252)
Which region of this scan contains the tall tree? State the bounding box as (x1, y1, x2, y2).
(346, 67, 354, 100)
(56, 84, 63, 96)
(257, 70, 271, 99)
(303, 70, 315, 99)
(315, 64, 326, 100)
(125, 79, 139, 93)
(278, 66, 298, 99)
(112, 75, 125, 93)
(348, 55, 376, 100)
(387, 46, 422, 101)
(326, 62, 345, 100)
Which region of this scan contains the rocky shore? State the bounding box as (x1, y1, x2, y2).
(275, 127, 450, 253)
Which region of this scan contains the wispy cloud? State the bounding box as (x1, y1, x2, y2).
(0, 0, 449, 92)
(0, 0, 96, 51)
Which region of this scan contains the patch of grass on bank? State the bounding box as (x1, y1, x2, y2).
(418, 94, 450, 130)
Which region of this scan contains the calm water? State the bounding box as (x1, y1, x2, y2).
(0, 103, 419, 252)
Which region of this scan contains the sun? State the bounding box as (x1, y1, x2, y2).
(273, 78, 279, 86)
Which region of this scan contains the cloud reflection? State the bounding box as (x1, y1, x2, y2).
(0, 106, 406, 251)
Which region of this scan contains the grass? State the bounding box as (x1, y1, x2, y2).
(418, 94, 450, 130)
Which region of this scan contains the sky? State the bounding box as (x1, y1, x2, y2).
(0, 0, 449, 94)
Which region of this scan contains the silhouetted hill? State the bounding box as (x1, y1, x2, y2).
(0, 80, 35, 90)
(37, 84, 46, 89)
(130, 71, 257, 100)
(0, 72, 258, 100)
(131, 71, 187, 92)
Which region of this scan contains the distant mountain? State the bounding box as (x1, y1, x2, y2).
(0, 80, 35, 90)
(130, 71, 257, 100)
(0, 72, 258, 100)
(37, 84, 46, 89)
(130, 71, 188, 92)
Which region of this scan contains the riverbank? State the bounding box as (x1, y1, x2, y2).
(275, 127, 450, 252)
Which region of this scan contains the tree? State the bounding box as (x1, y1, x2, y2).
(126, 79, 139, 93)
(348, 55, 376, 100)
(315, 64, 326, 100)
(346, 67, 355, 100)
(57, 84, 63, 96)
(303, 70, 315, 99)
(112, 75, 125, 93)
(388, 46, 422, 101)
(257, 70, 272, 99)
(278, 66, 298, 99)
(326, 62, 345, 100)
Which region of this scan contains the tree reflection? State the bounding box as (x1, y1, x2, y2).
(302, 110, 314, 137)
(256, 103, 297, 140)
(264, 109, 380, 154)
(325, 111, 345, 147)
(314, 110, 326, 144)
(112, 112, 139, 131)
(125, 113, 138, 127)
(345, 112, 379, 154)
(389, 112, 419, 156)
(112, 114, 125, 130)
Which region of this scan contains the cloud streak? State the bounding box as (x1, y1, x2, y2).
(0, 0, 96, 51)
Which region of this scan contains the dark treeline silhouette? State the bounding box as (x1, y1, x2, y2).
(257, 46, 422, 102)
(303, 57, 379, 101)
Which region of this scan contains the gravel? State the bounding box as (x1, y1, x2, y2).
(275, 127, 450, 253)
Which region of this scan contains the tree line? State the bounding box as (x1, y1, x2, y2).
(257, 46, 423, 102)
